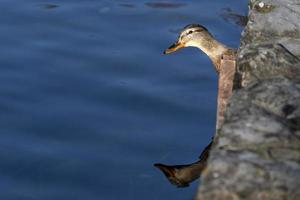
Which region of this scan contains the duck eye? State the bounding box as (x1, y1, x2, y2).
(188, 30, 193, 34)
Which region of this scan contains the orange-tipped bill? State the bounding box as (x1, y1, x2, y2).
(163, 42, 184, 54)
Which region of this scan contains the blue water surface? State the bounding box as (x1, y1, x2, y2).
(0, 0, 247, 199)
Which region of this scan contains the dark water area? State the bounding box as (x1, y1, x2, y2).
(0, 1, 247, 199)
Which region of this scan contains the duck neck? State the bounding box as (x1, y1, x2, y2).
(189, 35, 228, 71)
(197, 38, 227, 63)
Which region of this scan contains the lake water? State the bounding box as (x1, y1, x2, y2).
(0, 1, 247, 199)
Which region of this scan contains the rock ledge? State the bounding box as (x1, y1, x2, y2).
(196, 1, 300, 199)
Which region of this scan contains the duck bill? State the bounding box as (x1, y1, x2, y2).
(163, 42, 184, 54)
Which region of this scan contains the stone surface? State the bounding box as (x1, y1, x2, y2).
(238, 44, 300, 87)
(196, 0, 300, 199)
(242, 0, 300, 57)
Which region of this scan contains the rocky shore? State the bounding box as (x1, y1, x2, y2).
(196, 0, 300, 199)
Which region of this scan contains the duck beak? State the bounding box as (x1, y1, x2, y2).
(163, 42, 184, 54)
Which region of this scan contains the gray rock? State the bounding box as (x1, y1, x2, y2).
(196, 0, 300, 199)
(241, 0, 300, 57)
(237, 44, 300, 87)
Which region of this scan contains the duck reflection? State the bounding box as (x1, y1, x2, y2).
(154, 141, 212, 187)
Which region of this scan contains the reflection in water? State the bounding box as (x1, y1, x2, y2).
(154, 141, 212, 187)
(220, 8, 248, 27)
(145, 2, 187, 9)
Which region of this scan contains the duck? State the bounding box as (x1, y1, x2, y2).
(154, 24, 237, 187)
(164, 24, 236, 130)
(164, 24, 236, 74)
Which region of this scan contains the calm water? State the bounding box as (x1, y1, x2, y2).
(0, 1, 247, 199)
